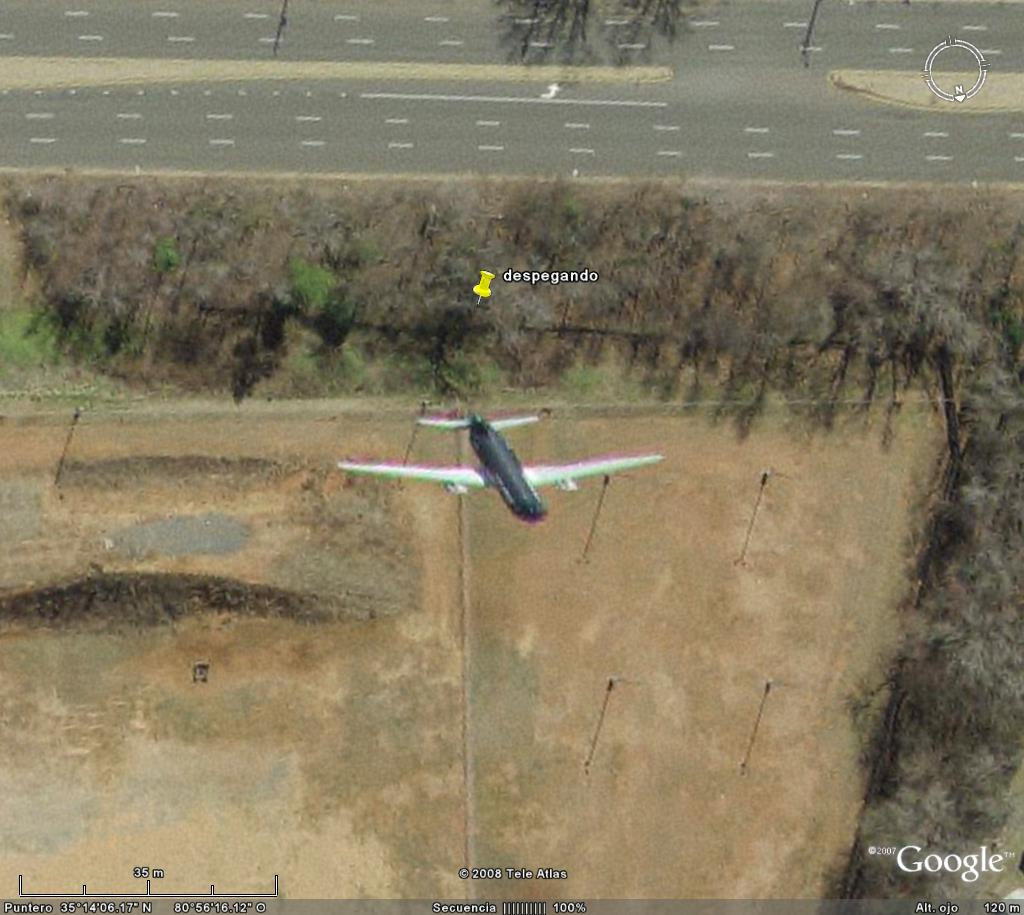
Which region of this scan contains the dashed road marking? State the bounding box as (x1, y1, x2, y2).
(25, 112, 55, 119)
(116, 112, 143, 119)
(690, 19, 720, 27)
(783, 21, 807, 28)
(569, 147, 595, 154)
(334, 14, 360, 21)
(653, 124, 680, 131)
(361, 92, 667, 108)
(209, 138, 235, 146)
(1010, 132, 1024, 139)
(875, 23, 900, 30)
(152, 11, 179, 18)
(744, 126, 770, 134)
(476, 119, 500, 126)
(119, 138, 147, 145)
(832, 128, 861, 136)
(962, 24, 987, 31)
(529, 41, 554, 48)
(656, 150, 682, 157)
(708, 44, 735, 51)
(206, 113, 233, 120)
(64, 10, 90, 17)
(836, 153, 863, 160)
(923, 130, 949, 138)
(1015, 155, 1024, 162)
(78, 34, 104, 41)
(29, 137, 57, 144)
(388, 141, 414, 149)
(0, 34, 14, 40)
(243, 12, 270, 19)
(425, 16, 450, 22)
(300, 140, 326, 147)
(888, 47, 915, 54)
(747, 151, 774, 159)
(439, 39, 465, 46)
(926, 154, 953, 161)
(478, 144, 504, 151)
(564, 121, 590, 129)
(295, 115, 322, 122)
(346, 37, 375, 44)
(981, 48, 1002, 55)
(618, 43, 647, 49)
(167, 36, 196, 42)
(385, 117, 409, 124)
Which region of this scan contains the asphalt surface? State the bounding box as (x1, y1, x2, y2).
(0, 0, 1022, 182)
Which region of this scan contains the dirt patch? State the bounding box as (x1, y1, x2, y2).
(59, 455, 286, 489)
(110, 513, 250, 559)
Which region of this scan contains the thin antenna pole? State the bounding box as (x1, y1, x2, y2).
(736, 470, 771, 565)
(584, 678, 616, 774)
(739, 680, 773, 775)
(581, 474, 611, 561)
(54, 406, 83, 490)
(272, 0, 289, 57)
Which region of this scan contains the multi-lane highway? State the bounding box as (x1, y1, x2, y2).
(0, 0, 1022, 182)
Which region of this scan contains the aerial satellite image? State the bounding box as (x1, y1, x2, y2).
(1, 0, 1023, 912)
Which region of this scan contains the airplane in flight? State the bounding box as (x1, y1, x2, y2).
(338, 413, 663, 523)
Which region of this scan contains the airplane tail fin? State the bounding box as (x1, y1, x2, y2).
(417, 414, 541, 431)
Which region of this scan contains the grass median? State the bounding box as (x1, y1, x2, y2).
(830, 68, 1024, 113)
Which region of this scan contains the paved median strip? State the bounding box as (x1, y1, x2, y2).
(0, 57, 673, 90)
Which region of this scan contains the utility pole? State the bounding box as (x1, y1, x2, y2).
(273, 0, 289, 57)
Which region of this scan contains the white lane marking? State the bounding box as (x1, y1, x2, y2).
(832, 128, 861, 136)
(439, 39, 465, 46)
(569, 147, 595, 154)
(29, 137, 57, 144)
(0, 34, 14, 40)
(926, 154, 953, 161)
(119, 138, 147, 145)
(237, 89, 247, 96)
(243, 12, 269, 19)
(64, 10, 90, 17)
(604, 17, 630, 25)
(258, 37, 277, 43)
(300, 140, 326, 147)
(346, 37, 374, 44)
(783, 21, 807, 28)
(361, 91, 667, 108)
(388, 141, 414, 149)
(295, 115, 322, 122)
(962, 24, 987, 31)
(618, 43, 646, 49)
(708, 44, 734, 51)
(385, 117, 409, 124)
(152, 11, 179, 17)
(747, 151, 774, 159)
(116, 112, 143, 119)
(425, 16, 450, 22)
(209, 138, 235, 146)
(805, 45, 822, 52)
(836, 153, 863, 160)
(78, 34, 103, 41)
(981, 48, 1002, 55)
(1010, 132, 1024, 139)
(656, 150, 682, 157)
(875, 23, 900, 30)
(888, 47, 915, 54)
(744, 126, 770, 134)
(690, 19, 720, 27)
(203, 89, 212, 96)
(529, 41, 554, 48)
(476, 119, 500, 126)
(564, 121, 590, 129)
(170, 89, 179, 96)
(136, 89, 145, 95)
(25, 112, 55, 119)
(334, 14, 360, 21)
(1016, 156, 1024, 162)
(923, 130, 949, 138)
(653, 124, 680, 131)
(102, 89, 110, 95)
(513, 17, 538, 24)
(478, 145, 504, 151)
(167, 36, 195, 42)
(206, 113, 233, 120)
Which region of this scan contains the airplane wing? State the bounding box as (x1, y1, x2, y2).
(524, 454, 663, 488)
(337, 461, 488, 489)
(489, 415, 540, 431)
(417, 415, 539, 431)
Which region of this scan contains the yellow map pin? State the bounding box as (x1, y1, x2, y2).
(473, 270, 495, 302)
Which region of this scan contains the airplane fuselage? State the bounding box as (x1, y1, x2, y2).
(468, 416, 547, 522)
